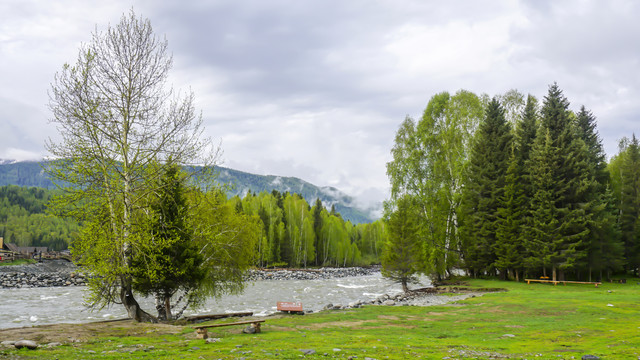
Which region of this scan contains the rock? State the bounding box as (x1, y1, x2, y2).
(324, 303, 334, 310)
(205, 338, 221, 343)
(501, 334, 515, 338)
(582, 355, 600, 360)
(243, 326, 257, 334)
(383, 300, 395, 306)
(14, 340, 38, 350)
(46, 342, 62, 348)
(300, 349, 316, 355)
(1, 341, 15, 346)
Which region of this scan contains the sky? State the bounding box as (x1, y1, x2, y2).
(1, 0, 639, 208)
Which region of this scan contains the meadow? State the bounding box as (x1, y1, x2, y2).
(1, 278, 638, 359)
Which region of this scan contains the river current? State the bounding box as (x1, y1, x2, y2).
(0, 272, 432, 329)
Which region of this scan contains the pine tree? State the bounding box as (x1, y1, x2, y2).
(312, 198, 324, 266)
(131, 164, 205, 320)
(460, 98, 512, 276)
(494, 147, 526, 281)
(575, 106, 622, 279)
(620, 134, 640, 274)
(527, 129, 563, 278)
(527, 84, 590, 280)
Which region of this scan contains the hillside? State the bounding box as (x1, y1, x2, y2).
(0, 161, 376, 223)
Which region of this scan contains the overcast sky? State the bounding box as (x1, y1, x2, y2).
(1, 0, 639, 206)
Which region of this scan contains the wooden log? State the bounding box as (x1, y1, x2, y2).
(184, 311, 253, 323)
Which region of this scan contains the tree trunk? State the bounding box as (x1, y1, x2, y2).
(552, 266, 557, 282)
(155, 295, 167, 321)
(121, 279, 157, 323)
(401, 278, 409, 293)
(164, 295, 172, 320)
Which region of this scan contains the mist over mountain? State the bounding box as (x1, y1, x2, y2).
(0, 160, 380, 223)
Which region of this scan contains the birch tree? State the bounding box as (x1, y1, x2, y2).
(46, 11, 218, 322)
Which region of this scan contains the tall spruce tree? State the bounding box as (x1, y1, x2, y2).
(526, 129, 563, 277)
(527, 84, 590, 281)
(460, 98, 512, 276)
(619, 134, 640, 274)
(494, 147, 526, 281)
(575, 106, 623, 279)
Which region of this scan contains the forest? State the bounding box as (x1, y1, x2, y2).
(384, 84, 640, 283)
(0, 185, 385, 267)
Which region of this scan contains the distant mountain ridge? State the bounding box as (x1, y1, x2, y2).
(0, 160, 376, 223)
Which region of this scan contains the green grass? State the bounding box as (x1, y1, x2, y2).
(0, 259, 36, 266)
(2, 278, 639, 359)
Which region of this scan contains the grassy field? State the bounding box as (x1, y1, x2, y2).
(1, 278, 638, 359)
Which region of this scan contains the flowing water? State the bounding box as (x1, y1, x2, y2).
(0, 272, 432, 329)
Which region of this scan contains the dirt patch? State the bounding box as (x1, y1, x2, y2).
(377, 315, 400, 320)
(0, 319, 182, 344)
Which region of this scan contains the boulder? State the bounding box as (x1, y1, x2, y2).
(243, 326, 257, 334)
(383, 300, 396, 306)
(14, 340, 38, 350)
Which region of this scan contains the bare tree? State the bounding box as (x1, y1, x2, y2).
(47, 10, 218, 322)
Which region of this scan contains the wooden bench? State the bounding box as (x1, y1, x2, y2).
(525, 279, 601, 287)
(194, 320, 265, 339)
(277, 301, 303, 314)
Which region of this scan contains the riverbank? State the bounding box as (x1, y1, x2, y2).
(1, 278, 636, 359)
(0, 260, 85, 289)
(0, 262, 378, 289)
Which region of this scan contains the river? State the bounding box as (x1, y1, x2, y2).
(0, 272, 432, 329)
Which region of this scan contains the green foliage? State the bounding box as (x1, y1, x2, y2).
(459, 98, 512, 276)
(618, 134, 640, 273)
(381, 195, 423, 292)
(385, 84, 635, 281)
(0, 185, 79, 250)
(386, 90, 484, 279)
(234, 190, 380, 268)
(130, 164, 206, 320)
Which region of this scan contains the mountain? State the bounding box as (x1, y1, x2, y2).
(0, 160, 377, 223)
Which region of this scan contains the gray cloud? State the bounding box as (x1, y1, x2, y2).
(1, 0, 639, 206)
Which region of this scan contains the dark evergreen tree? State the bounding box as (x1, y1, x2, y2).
(312, 198, 324, 266)
(527, 84, 591, 280)
(494, 147, 526, 281)
(575, 106, 623, 279)
(131, 164, 205, 320)
(620, 134, 640, 274)
(526, 129, 563, 277)
(460, 98, 512, 276)
(587, 187, 624, 280)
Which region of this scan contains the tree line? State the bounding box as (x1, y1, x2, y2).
(231, 190, 385, 268)
(0, 185, 79, 250)
(384, 84, 639, 286)
(0, 184, 386, 268)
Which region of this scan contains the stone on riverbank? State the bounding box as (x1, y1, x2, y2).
(14, 340, 38, 350)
